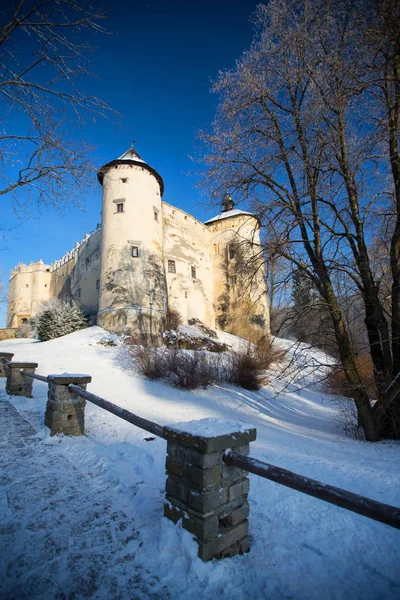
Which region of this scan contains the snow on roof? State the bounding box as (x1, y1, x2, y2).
(204, 208, 255, 224)
(118, 146, 145, 164)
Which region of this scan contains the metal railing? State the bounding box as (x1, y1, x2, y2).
(19, 367, 400, 531)
(224, 451, 400, 530)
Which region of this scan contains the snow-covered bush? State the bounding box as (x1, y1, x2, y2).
(31, 299, 87, 342)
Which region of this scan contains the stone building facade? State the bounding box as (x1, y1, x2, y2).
(7, 146, 270, 340)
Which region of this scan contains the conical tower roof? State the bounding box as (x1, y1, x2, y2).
(97, 143, 164, 196)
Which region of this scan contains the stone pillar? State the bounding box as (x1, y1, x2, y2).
(0, 353, 14, 377)
(164, 418, 256, 561)
(45, 374, 92, 436)
(6, 362, 38, 397)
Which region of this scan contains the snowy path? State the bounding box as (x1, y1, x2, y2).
(0, 397, 167, 600)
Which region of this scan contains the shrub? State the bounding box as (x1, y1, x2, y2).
(164, 308, 183, 330)
(225, 338, 285, 391)
(167, 350, 218, 389)
(32, 299, 87, 342)
(130, 345, 169, 380)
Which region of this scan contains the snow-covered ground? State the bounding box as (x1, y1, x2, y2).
(0, 326, 399, 599)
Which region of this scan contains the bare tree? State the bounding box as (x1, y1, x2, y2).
(200, 0, 400, 441)
(0, 0, 117, 213)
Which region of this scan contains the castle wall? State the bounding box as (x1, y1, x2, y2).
(7, 261, 52, 327)
(162, 203, 215, 327)
(50, 229, 101, 322)
(207, 214, 270, 339)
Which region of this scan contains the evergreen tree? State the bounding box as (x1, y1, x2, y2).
(32, 300, 87, 342)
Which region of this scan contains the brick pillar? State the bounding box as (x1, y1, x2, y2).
(6, 362, 38, 397)
(0, 353, 14, 377)
(164, 418, 256, 561)
(45, 374, 92, 436)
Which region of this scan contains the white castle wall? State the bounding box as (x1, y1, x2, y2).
(163, 202, 215, 327)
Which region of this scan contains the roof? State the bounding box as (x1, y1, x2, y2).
(97, 145, 164, 196)
(204, 208, 256, 225)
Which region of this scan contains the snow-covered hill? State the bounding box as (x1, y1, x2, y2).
(1, 327, 399, 599)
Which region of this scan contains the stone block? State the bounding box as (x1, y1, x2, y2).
(184, 464, 221, 491)
(228, 478, 249, 502)
(164, 419, 256, 453)
(189, 448, 224, 469)
(47, 374, 92, 385)
(165, 476, 189, 504)
(165, 456, 185, 478)
(166, 442, 192, 463)
(219, 501, 249, 528)
(220, 536, 249, 558)
(198, 520, 249, 561)
(187, 487, 228, 513)
(221, 463, 248, 487)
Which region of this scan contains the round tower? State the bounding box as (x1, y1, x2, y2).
(97, 145, 167, 339)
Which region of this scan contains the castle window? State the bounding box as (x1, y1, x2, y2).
(191, 266, 196, 279)
(168, 260, 176, 273)
(229, 276, 237, 285)
(185, 292, 188, 298)
(46, 268, 50, 272)
(117, 203, 124, 213)
(153, 207, 159, 222)
(213, 243, 219, 255)
(86, 257, 90, 269)
(96, 279, 100, 289)
(229, 245, 236, 260)
(25, 284, 29, 288)
(45, 284, 47, 288)
(131, 246, 140, 258)
(121, 177, 128, 183)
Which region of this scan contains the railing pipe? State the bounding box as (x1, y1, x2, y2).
(224, 451, 400, 531)
(68, 383, 166, 440)
(20, 370, 49, 383)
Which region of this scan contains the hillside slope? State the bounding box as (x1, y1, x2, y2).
(1, 327, 399, 599)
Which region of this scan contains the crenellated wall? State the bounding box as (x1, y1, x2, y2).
(7, 228, 101, 327)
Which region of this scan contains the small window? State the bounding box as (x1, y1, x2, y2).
(131, 246, 140, 258)
(45, 284, 47, 288)
(185, 291, 188, 298)
(121, 177, 128, 183)
(154, 210, 158, 222)
(96, 279, 100, 290)
(229, 276, 237, 285)
(117, 203, 124, 213)
(191, 266, 196, 279)
(78, 288, 81, 298)
(213, 243, 219, 255)
(229, 246, 235, 260)
(25, 284, 29, 288)
(168, 260, 176, 273)
(46, 268, 50, 272)
(86, 257, 90, 268)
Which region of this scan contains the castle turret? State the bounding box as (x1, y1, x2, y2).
(97, 145, 167, 339)
(7, 260, 52, 327)
(205, 198, 270, 340)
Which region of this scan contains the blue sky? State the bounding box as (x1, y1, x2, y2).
(0, 0, 260, 325)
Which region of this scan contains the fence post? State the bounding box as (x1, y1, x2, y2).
(163, 418, 256, 561)
(6, 362, 38, 397)
(45, 374, 92, 436)
(0, 353, 14, 377)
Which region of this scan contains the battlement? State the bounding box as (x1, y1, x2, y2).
(10, 259, 52, 279)
(49, 225, 101, 272)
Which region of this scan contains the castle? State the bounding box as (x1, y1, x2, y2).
(7, 146, 270, 340)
